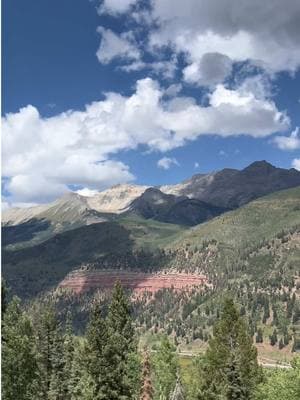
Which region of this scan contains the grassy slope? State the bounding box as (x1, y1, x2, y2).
(2, 217, 186, 299)
(117, 215, 186, 249)
(169, 186, 300, 251)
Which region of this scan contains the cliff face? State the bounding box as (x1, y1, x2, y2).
(59, 270, 208, 294)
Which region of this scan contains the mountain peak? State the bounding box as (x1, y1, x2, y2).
(243, 160, 275, 172)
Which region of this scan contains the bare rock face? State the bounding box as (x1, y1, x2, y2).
(2, 204, 50, 226)
(59, 270, 208, 295)
(87, 183, 148, 213)
(2, 184, 147, 227)
(161, 161, 300, 209)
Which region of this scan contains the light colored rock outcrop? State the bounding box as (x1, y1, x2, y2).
(87, 184, 148, 213)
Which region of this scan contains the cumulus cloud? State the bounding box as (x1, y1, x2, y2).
(183, 53, 232, 86)
(292, 158, 300, 170)
(2, 77, 289, 205)
(273, 127, 300, 151)
(157, 157, 179, 170)
(119, 57, 178, 79)
(99, 0, 300, 85)
(97, 0, 137, 15)
(96, 27, 140, 64)
(149, 0, 300, 76)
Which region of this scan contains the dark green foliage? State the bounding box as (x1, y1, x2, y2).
(104, 281, 139, 399)
(34, 305, 62, 399)
(270, 329, 278, 346)
(278, 338, 284, 350)
(196, 298, 262, 400)
(83, 303, 108, 398)
(79, 282, 140, 400)
(1, 279, 8, 317)
(256, 328, 263, 343)
(2, 297, 38, 400)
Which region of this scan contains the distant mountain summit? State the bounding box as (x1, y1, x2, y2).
(2, 161, 300, 231)
(87, 183, 149, 213)
(161, 161, 300, 208)
(128, 187, 226, 226)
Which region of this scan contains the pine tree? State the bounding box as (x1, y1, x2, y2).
(140, 349, 153, 400)
(104, 281, 138, 400)
(34, 304, 61, 400)
(270, 329, 278, 346)
(197, 298, 262, 400)
(84, 302, 108, 399)
(48, 326, 65, 400)
(62, 311, 75, 400)
(69, 341, 95, 400)
(2, 297, 38, 400)
(255, 328, 263, 343)
(2, 278, 8, 318)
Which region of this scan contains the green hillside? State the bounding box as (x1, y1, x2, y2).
(2, 217, 185, 299)
(170, 186, 300, 251)
(165, 186, 300, 284)
(3, 187, 300, 361)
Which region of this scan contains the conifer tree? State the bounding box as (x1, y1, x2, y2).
(255, 328, 263, 343)
(197, 298, 262, 400)
(104, 281, 138, 400)
(62, 311, 75, 400)
(69, 341, 95, 400)
(2, 297, 38, 400)
(84, 302, 108, 399)
(2, 278, 8, 318)
(34, 304, 61, 400)
(48, 327, 65, 400)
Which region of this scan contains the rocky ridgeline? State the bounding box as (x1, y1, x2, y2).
(59, 270, 207, 294)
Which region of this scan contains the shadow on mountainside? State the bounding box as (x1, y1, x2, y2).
(2, 221, 135, 299)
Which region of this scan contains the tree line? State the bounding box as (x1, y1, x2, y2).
(2, 281, 300, 399)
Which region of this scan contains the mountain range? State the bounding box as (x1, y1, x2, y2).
(3, 161, 300, 239)
(2, 160, 300, 355)
(2, 160, 300, 296)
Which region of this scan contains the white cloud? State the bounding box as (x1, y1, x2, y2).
(98, 0, 137, 15)
(76, 188, 99, 197)
(119, 57, 178, 79)
(164, 83, 182, 97)
(96, 27, 140, 64)
(2, 77, 289, 205)
(292, 158, 300, 170)
(101, 0, 300, 85)
(157, 157, 179, 170)
(273, 127, 300, 151)
(183, 53, 232, 86)
(149, 0, 300, 80)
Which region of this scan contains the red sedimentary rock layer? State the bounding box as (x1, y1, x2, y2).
(59, 271, 207, 294)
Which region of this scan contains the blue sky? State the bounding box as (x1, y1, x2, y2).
(2, 0, 300, 205)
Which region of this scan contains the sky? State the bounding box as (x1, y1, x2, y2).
(2, 0, 300, 207)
